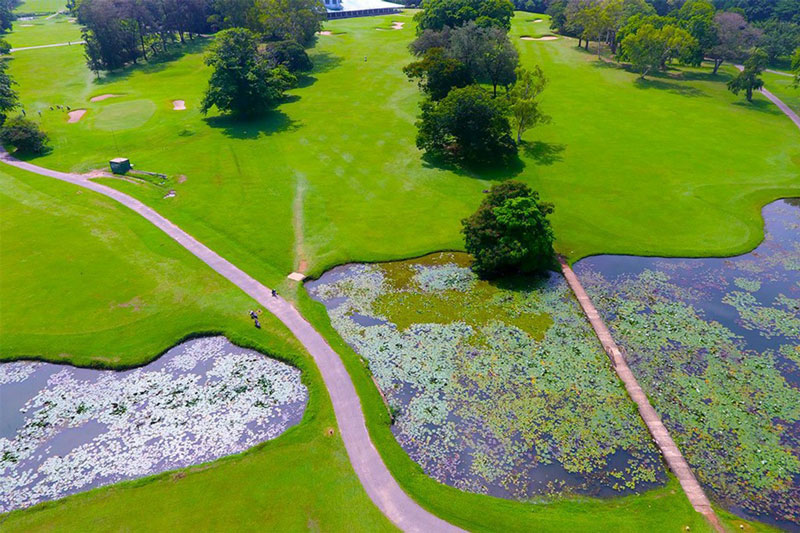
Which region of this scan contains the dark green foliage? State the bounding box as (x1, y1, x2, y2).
(0, 116, 49, 153)
(413, 0, 515, 33)
(201, 28, 296, 116)
(793, 46, 800, 86)
(0, 59, 18, 126)
(756, 20, 800, 62)
(462, 180, 555, 278)
(416, 85, 516, 165)
(252, 0, 326, 46)
(409, 26, 452, 56)
(0, 0, 20, 34)
(263, 39, 313, 72)
(727, 48, 767, 101)
(403, 47, 472, 100)
(0, 38, 10, 54)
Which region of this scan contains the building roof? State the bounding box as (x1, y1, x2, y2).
(327, 0, 403, 13)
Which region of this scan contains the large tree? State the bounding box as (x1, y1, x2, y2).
(263, 39, 313, 72)
(509, 66, 550, 143)
(483, 26, 518, 95)
(416, 85, 515, 165)
(708, 11, 762, 74)
(252, 0, 325, 46)
(727, 47, 766, 101)
(403, 47, 472, 100)
(201, 27, 296, 116)
(0, 0, 21, 34)
(414, 0, 515, 33)
(620, 22, 697, 77)
(793, 46, 800, 86)
(0, 116, 49, 153)
(0, 59, 18, 126)
(462, 180, 555, 278)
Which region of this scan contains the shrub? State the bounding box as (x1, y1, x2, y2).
(0, 116, 49, 154)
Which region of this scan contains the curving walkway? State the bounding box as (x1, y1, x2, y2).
(9, 41, 85, 53)
(0, 150, 462, 533)
(559, 259, 724, 533)
(735, 64, 800, 131)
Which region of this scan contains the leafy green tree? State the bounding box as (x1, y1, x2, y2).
(0, 38, 9, 54)
(509, 66, 550, 143)
(0, 116, 49, 153)
(0, 0, 20, 34)
(414, 0, 514, 33)
(675, 0, 716, 65)
(462, 180, 555, 278)
(252, 0, 326, 46)
(409, 26, 452, 56)
(620, 22, 696, 78)
(708, 12, 762, 74)
(0, 59, 17, 126)
(403, 47, 472, 100)
(416, 85, 515, 165)
(792, 47, 800, 86)
(728, 47, 767, 101)
(755, 20, 800, 64)
(263, 39, 313, 72)
(201, 28, 296, 116)
(483, 26, 518, 95)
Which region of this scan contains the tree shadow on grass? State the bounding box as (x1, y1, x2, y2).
(93, 38, 211, 86)
(632, 76, 707, 98)
(420, 151, 525, 181)
(310, 51, 344, 74)
(203, 109, 300, 139)
(522, 141, 565, 165)
(732, 98, 784, 117)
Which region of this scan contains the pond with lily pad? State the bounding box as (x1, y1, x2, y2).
(575, 199, 800, 530)
(307, 253, 667, 500)
(0, 336, 307, 513)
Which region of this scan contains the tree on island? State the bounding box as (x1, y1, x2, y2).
(416, 85, 515, 165)
(201, 28, 296, 116)
(462, 180, 555, 278)
(727, 48, 767, 101)
(509, 66, 550, 143)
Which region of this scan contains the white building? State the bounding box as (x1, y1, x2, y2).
(325, 0, 403, 19)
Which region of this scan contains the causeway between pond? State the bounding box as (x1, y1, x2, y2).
(0, 149, 462, 533)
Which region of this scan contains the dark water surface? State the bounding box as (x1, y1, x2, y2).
(0, 336, 307, 512)
(575, 199, 800, 531)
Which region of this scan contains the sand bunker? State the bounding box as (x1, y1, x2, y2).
(67, 109, 86, 123)
(318, 30, 333, 36)
(90, 94, 119, 102)
(533, 18, 543, 22)
(172, 100, 186, 111)
(520, 35, 558, 41)
(20, 24, 33, 27)
(391, 21, 404, 29)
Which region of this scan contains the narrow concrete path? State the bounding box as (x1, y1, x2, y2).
(0, 150, 462, 533)
(766, 68, 793, 77)
(735, 64, 800, 131)
(9, 41, 85, 53)
(559, 259, 724, 533)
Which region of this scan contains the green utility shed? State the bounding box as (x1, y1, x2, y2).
(109, 157, 131, 174)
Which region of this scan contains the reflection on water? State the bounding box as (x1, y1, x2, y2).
(0, 336, 307, 512)
(307, 255, 666, 501)
(575, 199, 800, 531)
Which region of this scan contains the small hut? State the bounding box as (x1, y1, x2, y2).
(109, 157, 131, 174)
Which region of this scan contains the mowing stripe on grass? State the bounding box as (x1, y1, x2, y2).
(0, 149, 462, 533)
(559, 258, 724, 533)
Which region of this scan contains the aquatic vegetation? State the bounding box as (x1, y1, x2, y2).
(307, 253, 664, 500)
(576, 199, 800, 529)
(0, 337, 307, 512)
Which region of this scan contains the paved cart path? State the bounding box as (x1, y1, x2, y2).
(0, 150, 462, 533)
(735, 64, 800, 131)
(9, 41, 85, 52)
(559, 259, 724, 533)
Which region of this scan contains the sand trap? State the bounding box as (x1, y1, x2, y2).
(164, 190, 176, 199)
(317, 30, 333, 36)
(391, 21, 404, 29)
(520, 35, 558, 41)
(67, 109, 86, 123)
(20, 24, 33, 27)
(177, 174, 187, 183)
(288, 272, 307, 282)
(533, 18, 543, 22)
(90, 93, 119, 102)
(172, 100, 186, 111)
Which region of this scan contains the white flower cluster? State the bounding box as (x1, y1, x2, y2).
(0, 337, 307, 512)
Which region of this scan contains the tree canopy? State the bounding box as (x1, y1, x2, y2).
(620, 22, 697, 78)
(462, 181, 555, 278)
(509, 66, 550, 143)
(413, 0, 515, 33)
(0, 59, 18, 127)
(403, 47, 473, 100)
(728, 47, 767, 101)
(201, 27, 296, 116)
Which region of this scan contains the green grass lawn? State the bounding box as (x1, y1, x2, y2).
(8, 14, 82, 49)
(2, 11, 797, 532)
(13, 0, 65, 14)
(763, 70, 800, 115)
(0, 164, 394, 532)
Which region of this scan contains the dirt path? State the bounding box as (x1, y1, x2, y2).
(0, 149, 462, 533)
(735, 64, 800, 131)
(559, 259, 724, 533)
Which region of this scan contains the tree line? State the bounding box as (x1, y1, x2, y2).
(73, 0, 325, 73)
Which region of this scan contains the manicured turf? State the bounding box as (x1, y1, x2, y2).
(2, 11, 797, 532)
(763, 70, 800, 114)
(8, 14, 81, 48)
(0, 164, 394, 532)
(6, 12, 798, 289)
(13, 0, 65, 14)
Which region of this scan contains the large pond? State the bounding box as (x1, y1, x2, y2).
(307, 253, 667, 500)
(575, 199, 800, 530)
(0, 336, 307, 513)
